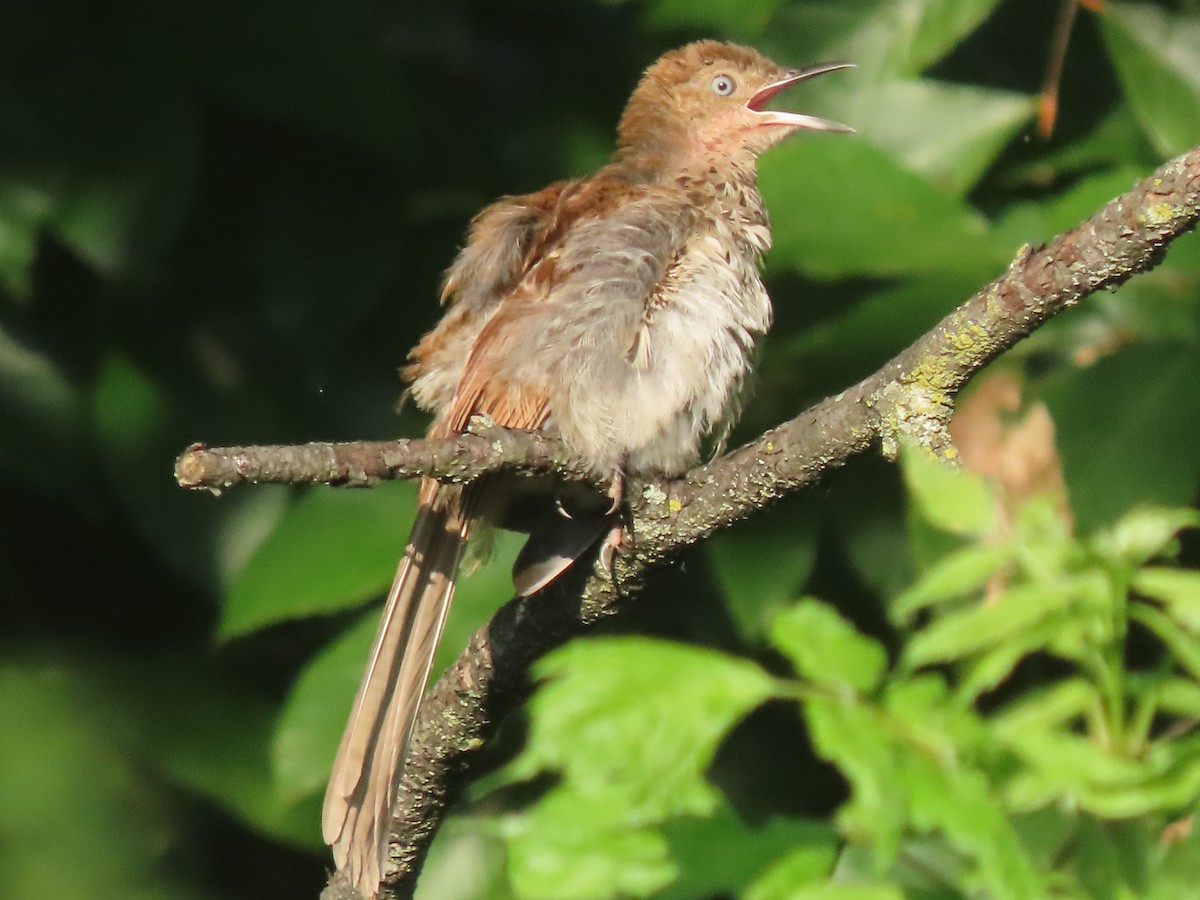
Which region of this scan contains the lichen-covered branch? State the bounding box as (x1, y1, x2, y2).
(176, 146, 1200, 900)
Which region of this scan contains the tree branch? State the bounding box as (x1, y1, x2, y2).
(174, 424, 596, 492)
(176, 145, 1200, 900)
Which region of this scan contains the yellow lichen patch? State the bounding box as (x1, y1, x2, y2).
(668, 498, 682, 514)
(1145, 202, 1177, 226)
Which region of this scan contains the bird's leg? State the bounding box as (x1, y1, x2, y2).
(598, 468, 626, 584)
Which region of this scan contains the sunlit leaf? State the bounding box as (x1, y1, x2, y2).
(220, 480, 416, 638)
(505, 788, 675, 900)
(273, 610, 376, 802)
(777, 0, 1004, 78)
(1100, 3, 1200, 157)
(1133, 566, 1200, 632)
(516, 639, 774, 813)
(955, 615, 1076, 701)
(900, 753, 1042, 897)
(274, 529, 520, 800)
(803, 695, 905, 864)
(1092, 507, 1200, 568)
(504, 639, 775, 898)
(762, 137, 1004, 280)
(1130, 603, 1200, 682)
(772, 599, 887, 693)
(903, 575, 1106, 670)
(990, 678, 1099, 737)
(901, 447, 997, 538)
(892, 541, 1013, 620)
(846, 80, 1032, 195)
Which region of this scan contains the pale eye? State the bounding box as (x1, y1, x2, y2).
(710, 74, 736, 96)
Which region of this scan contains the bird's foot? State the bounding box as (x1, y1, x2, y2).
(598, 520, 624, 587)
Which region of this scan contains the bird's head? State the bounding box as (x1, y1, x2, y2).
(615, 41, 853, 175)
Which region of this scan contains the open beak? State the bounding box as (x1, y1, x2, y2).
(747, 61, 855, 133)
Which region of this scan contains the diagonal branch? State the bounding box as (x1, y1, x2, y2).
(176, 145, 1200, 899)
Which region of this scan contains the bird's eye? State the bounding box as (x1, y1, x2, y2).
(710, 74, 736, 96)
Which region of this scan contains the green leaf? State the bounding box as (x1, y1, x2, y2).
(73, 651, 315, 847)
(803, 695, 905, 865)
(708, 502, 819, 640)
(1100, 3, 1200, 157)
(766, 883, 903, 900)
(0, 322, 87, 498)
(220, 480, 416, 638)
(273, 610, 377, 802)
(901, 447, 997, 538)
(990, 678, 1099, 737)
(846, 79, 1033, 195)
(1092, 507, 1200, 568)
(881, 0, 1005, 75)
(415, 817, 510, 900)
(762, 137, 1004, 280)
(1044, 344, 1200, 534)
(94, 352, 263, 589)
(743, 843, 838, 900)
(771, 600, 888, 694)
(662, 808, 838, 900)
(883, 674, 972, 761)
(996, 167, 1151, 248)
(892, 541, 1013, 620)
(505, 788, 675, 900)
(1130, 603, 1200, 682)
(1156, 677, 1200, 718)
(518, 639, 773, 813)
(1069, 737, 1200, 818)
(274, 527, 523, 800)
(900, 753, 1043, 897)
(778, 0, 1004, 78)
(505, 640, 774, 899)
(903, 574, 1107, 669)
(1133, 566, 1200, 632)
(0, 179, 53, 299)
(779, 273, 984, 401)
(955, 615, 1078, 701)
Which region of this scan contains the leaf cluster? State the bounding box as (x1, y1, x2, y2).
(486, 457, 1200, 899)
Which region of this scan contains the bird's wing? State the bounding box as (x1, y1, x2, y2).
(444, 179, 695, 441)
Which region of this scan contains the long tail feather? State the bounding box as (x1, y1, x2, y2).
(323, 478, 473, 898)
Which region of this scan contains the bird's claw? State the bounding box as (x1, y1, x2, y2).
(605, 470, 625, 516)
(598, 522, 624, 583)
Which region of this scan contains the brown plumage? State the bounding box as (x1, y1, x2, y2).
(323, 40, 853, 897)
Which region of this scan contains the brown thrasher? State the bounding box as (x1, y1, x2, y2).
(323, 40, 853, 897)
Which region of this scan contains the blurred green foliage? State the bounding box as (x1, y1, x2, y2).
(2, 1, 1200, 898)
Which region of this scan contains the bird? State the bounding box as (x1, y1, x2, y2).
(322, 39, 853, 898)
